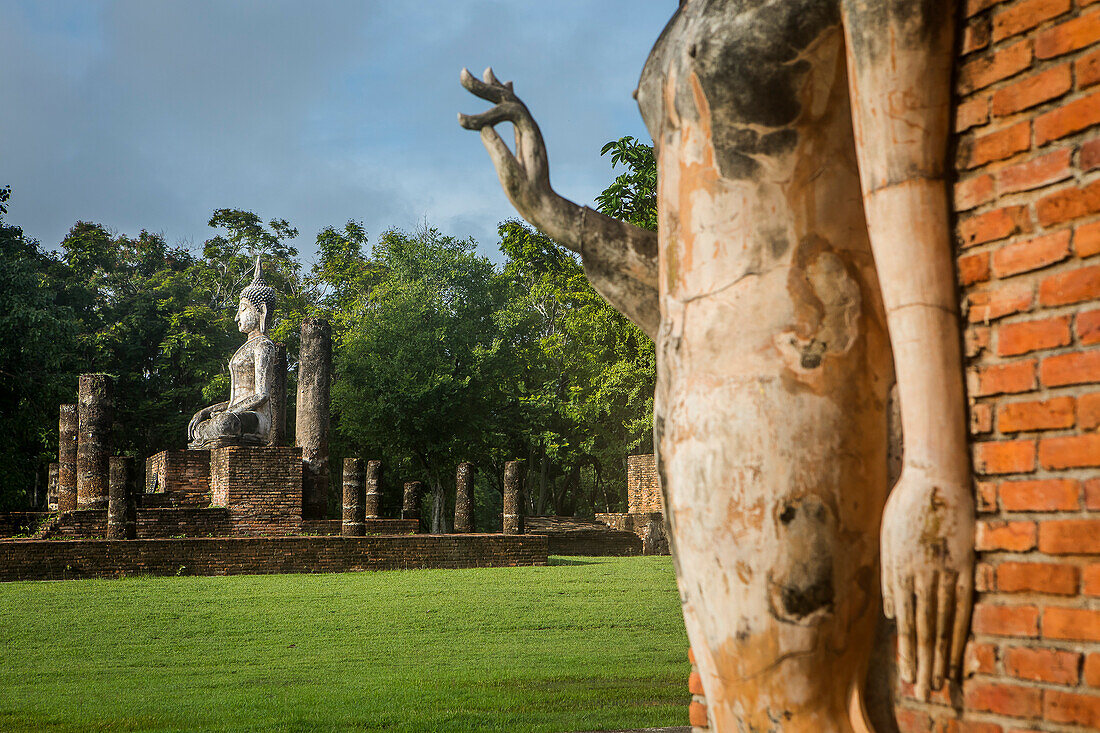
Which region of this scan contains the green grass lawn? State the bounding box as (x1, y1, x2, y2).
(0, 556, 688, 732)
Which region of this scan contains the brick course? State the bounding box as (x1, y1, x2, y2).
(144, 450, 211, 507)
(210, 446, 303, 536)
(0, 534, 548, 581)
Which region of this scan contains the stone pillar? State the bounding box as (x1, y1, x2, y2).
(107, 456, 132, 540)
(503, 460, 524, 535)
(342, 458, 365, 537)
(364, 460, 383, 519)
(76, 374, 113, 510)
(269, 342, 288, 447)
(297, 318, 332, 520)
(402, 481, 423, 529)
(57, 404, 77, 512)
(47, 462, 59, 511)
(454, 462, 474, 533)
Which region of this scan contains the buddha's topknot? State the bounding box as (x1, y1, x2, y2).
(240, 257, 278, 314)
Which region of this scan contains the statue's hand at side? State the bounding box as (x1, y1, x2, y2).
(881, 468, 974, 701)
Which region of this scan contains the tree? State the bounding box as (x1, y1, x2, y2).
(333, 226, 519, 532)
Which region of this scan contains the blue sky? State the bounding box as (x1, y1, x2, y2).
(0, 1, 673, 264)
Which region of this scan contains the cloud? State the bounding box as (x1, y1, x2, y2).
(0, 0, 671, 262)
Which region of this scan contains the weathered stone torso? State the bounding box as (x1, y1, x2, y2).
(636, 1, 895, 728)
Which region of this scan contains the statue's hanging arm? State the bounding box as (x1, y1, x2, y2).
(458, 68, 659, 339)
(843, 0, 975, 700)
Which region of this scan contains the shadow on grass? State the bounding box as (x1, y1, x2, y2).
(547, 557, 596, 566)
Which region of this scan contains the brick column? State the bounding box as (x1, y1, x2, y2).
(297, 318, 332, 519)
(503, 460, 524, 535)
(454, 462, 474, 533)
(364, 460, 383, 519)
(47, 462, 59, 511)
(269, 342, 287, 447)
(402, 481, 422, 529)
(107, 456, 132, 540)
(57, 404, 77, 512)
(76, 374, 112, 510)
(342, 458, 365, 537)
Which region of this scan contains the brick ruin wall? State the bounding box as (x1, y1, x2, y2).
(144, 450, 211, 507)
(300, 519, 418, 536)
(688, 1, 1100, 730)
(0, 534, 548, 582)
(210, 446, 303, 536)
(626, 454, 662, 514)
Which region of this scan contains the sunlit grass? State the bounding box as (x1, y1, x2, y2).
(0, 556, 688, 732)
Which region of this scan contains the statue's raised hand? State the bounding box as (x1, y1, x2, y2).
(458, 68, 579, 247)
(881, 468, 974, 700)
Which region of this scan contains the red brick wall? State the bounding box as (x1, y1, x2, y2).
(893, 0, 1100, 730)
(0, 534, 548, 581)
(210, 446, 303, 536)
(626, 454, 663, 513)
(300, 518, 418, 536)
(144, 450, 211, 507)
(687, 1, 1099, 729)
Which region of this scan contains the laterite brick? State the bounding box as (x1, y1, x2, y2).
(1040, 519, 1100, 553)
(1088, 653, 1100, 687)
(991, 229, 1071, 277)
(1039, 264, 1100, 305)
(1035, 90, 1100, 145)
(963, 679, 1042, 718)
(959, 123, 1033, 170)
(960, 251, 992, 286)
(1039, 432, 1100, 468)
(1079, 310, 1100, 345)
(997, 561, 1079, 594)
(1035, 9, 1100, 58)
(961, 205, 1034, 247)
(959, 40, 1033, 94)
(1004, 645, 1080, 683)
(996, 315, 1072, 355)
(1079, 390, 1100, 427)
(976, 520, 1038, 550)
(972, 359, 1038, 395)
(999, 477, 1079, 509)
(1041, 349, 1100, 385)
(1075, 219, 1100, 257)
(1044, 607, 1100, 642)
(991, 64, 1072, 115)
(992, 0, 1071, 42)
(1077, 47, 1100, 89)
(957, 96, 992, 132)
(1036, 179, 1100, 226)
(975, 438, 1038, 473)
(957, 174, 996, 212)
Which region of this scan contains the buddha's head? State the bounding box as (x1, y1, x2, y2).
(236, 257, 278, 335)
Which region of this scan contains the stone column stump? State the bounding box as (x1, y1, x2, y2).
(58, 404, 78, 512)
(342, 458, 366, 537)
(503, 460, 524, 535)
(76, 374, 113, 510)
(402, 481, 423, 530)
(47, 462, 59, 511)
(107, 456, 133, 540)
(364, 460, 383, 519)
(297, 318, 332, 520)
(454, 462, 474, 533)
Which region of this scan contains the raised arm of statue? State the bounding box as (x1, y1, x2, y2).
(842, 0, 975, 700)
(458, 68, 659, 338)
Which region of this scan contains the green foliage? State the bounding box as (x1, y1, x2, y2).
(594, 136, 657, 231)
(0, 557, 688, 732)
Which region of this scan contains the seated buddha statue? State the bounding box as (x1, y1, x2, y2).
(188, 259, 279, 449)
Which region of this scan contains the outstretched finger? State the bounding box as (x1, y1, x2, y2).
(458, 101, 525, 131)
(460, 67, 513, 104)
(914, 572, 935, 701)
(479, 126, 525, 195)
(896, 573, 916, 684)
(933, 571, 956, 690)
(950, 573, 974, 681)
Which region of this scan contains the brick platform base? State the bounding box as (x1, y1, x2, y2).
(0, 534, 548, 581)
(300, 518, 418, 535)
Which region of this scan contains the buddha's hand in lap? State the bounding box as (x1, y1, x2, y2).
(881, 469, 974, 701)
(187, 405, 221, 439)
